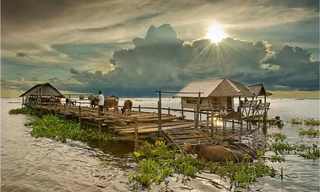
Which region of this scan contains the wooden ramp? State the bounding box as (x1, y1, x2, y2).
(162, 125, 214, 148)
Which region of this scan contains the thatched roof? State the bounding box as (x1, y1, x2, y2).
(20, 83, 64, 97)
(177, 79, 253, 98)
(248, 83, 272, 96)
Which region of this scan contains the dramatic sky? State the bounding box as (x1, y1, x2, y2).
(1, 0, 319, 96)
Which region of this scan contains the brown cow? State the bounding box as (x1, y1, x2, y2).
(104, 96, 119, 111)
(122, 100, 133, 115)
(88, 95, 99, 108)
(183, 144, 248, 162)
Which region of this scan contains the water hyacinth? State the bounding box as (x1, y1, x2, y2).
(299, 128, 320, 137)
(30, 115, 112, 144)
(130, 140, 275, 190)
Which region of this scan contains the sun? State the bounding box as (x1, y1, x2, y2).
(206, 22, 227, 44)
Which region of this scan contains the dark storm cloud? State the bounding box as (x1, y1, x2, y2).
(69, 24, 319, 96)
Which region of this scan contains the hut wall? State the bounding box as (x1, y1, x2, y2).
(181, 97, 210, 109)
(208, 96, 233, 110)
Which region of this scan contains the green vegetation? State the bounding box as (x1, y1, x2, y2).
(289, 117, 320, 126)
(269, 133, 320, 160)
(290, 118, 303, 125)
(31, 115, 112, 143)
(269, 155, 286, 163)
(9, 107, 113, 144)
(129, 140, 275, 190)
(206, 160, 275, 189)
(304, 119, 320, 126)
(9, 107, 35, 115)
(271, 133, 287, 142)
(299, 128, 320, 137)
(129, 140, 201, 188)
(297, 144, 320, 160)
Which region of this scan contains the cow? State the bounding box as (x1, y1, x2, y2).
(104, 96, 119, 112)
(122, 100, 133, 115)
(88, 95, 99, 108)
(183, 143, 251, 163)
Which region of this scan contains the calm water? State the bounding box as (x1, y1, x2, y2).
(1, 98, 319, 191)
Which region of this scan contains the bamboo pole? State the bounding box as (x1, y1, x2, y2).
(134, 118, 139, 151)
(158, 90, 162, 136)
(195, 92, 201, 129)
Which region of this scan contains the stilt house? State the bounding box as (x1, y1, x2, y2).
(177, 78, 253, 112)
(20, 83, 64, 106)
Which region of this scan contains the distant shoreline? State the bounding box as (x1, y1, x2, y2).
(270, 91, 320, 100)
(1, 89, 319, 100)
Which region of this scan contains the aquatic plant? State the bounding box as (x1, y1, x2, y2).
(30, 115, 112, 143)
(269, 155, 286, 163)
(9, 107, 35, 115)
(130, 140, 204, 188)
(290, 118, 303, 125)
(297, 144, 320, 160)
(304, 118, 320, 126)
(298, 128, 320, 137)
(130, 140, 275, 190)
(271, 133, 287, 142)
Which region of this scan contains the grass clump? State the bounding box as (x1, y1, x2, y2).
(271, 133, 287, 142)
(304, 118, 320, 126)
(296, 144, 320, 160)
(289, 117, 320, 126)
(290, 118, 303, 125)
(298, 128, 320, 138)
(9, 107, 35, 115)
(129, 140, 201, 189)
(30, 115, 112, 143)
(207, 160, 275, 189)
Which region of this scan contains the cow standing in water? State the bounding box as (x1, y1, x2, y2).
(122, 100, 133, 115)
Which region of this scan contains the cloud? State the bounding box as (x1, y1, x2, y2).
(69, 24, 319, 96)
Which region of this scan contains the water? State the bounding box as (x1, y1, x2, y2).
(1, 98, 130, 192)
(1, 98, 320, 191)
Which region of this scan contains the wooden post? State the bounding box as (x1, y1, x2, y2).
(206, 112, 209, 129)
(181, 105, 184, 120)
(138, 105, 141, 112)
(98, 120, 102, 132)
(78, 105, 81, 122)
(222, 119, 225, 134)
(168, 107, 170, 115)
(158, 90, 162, 136)
(22, 97, 25, 108)
(263, 95, 267, 136)
(195, 92, 201, 129)
(134, 118, 139, 151)
(232, 120, 235, 133)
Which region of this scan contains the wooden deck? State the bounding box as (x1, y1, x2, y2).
(30, 104, 216, 148)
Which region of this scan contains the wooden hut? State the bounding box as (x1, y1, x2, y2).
(20, 83, 64, 106)
(177, 78, 253, 112)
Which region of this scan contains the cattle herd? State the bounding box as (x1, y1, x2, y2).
(88, 95, 133, 114)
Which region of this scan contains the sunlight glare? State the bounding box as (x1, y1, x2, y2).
(206, 22, 227, 44)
